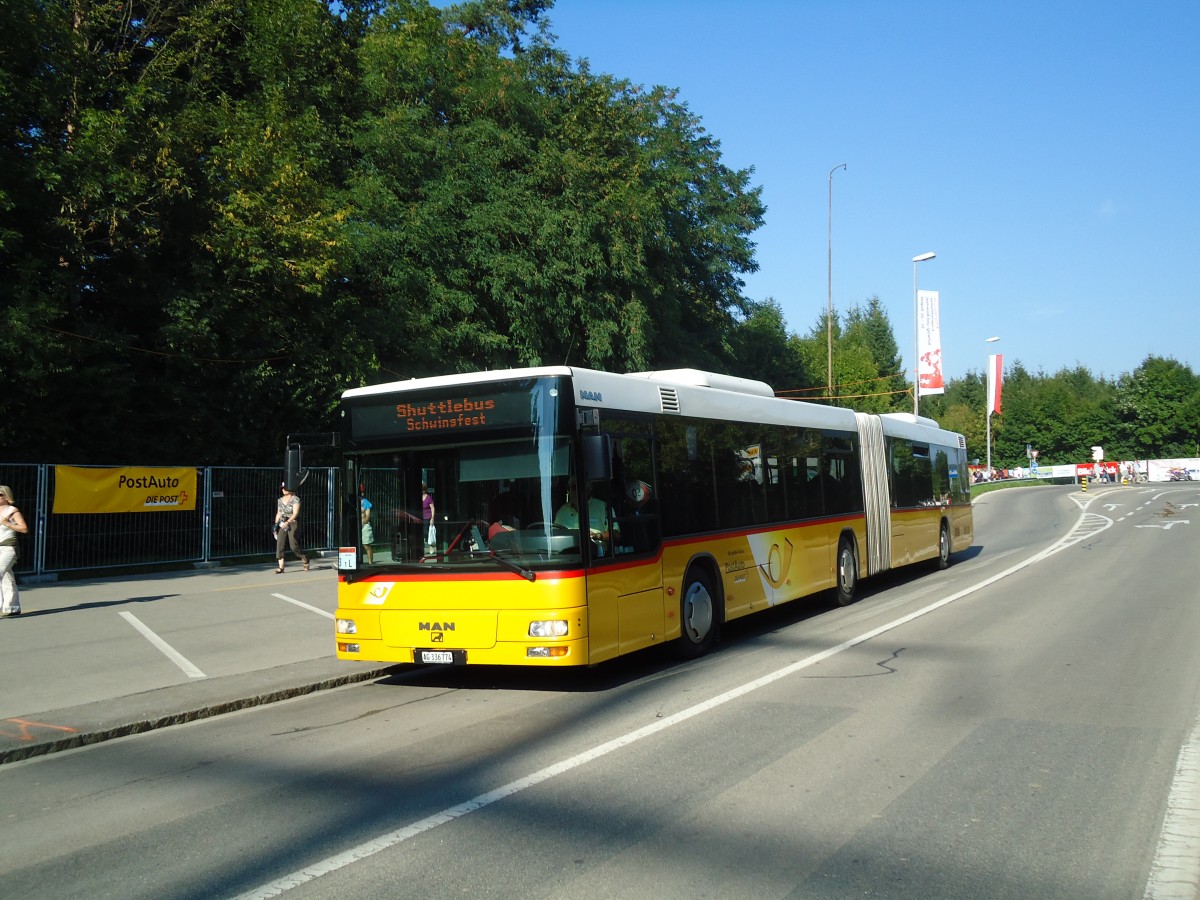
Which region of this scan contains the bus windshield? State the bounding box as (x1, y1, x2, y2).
(344, 373, 596, 572)
(354, 436, 584, 571)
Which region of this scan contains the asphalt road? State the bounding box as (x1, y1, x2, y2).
(1, 483, 1198, 899)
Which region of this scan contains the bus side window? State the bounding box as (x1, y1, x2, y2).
(610, 436, 660, 556)
(821, 432, 857, 516)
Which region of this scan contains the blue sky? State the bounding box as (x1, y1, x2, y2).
(540, 0, 1199, 383)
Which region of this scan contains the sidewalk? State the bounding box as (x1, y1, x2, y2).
(0, 559, 395, 765)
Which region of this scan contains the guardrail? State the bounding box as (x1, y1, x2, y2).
(2, 464, 337, 579)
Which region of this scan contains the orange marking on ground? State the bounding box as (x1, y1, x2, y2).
(0, 718, 80, 742)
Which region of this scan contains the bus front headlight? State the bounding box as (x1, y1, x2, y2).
(336, 618, 357, 635)
(528, 620, 569, 638)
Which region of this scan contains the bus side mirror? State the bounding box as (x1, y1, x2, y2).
(285, 447, 307, 489)
(583, 433, 612, 482)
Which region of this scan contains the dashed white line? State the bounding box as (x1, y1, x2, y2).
(272, 593, 334, 619)
(118, 611, 205, 679)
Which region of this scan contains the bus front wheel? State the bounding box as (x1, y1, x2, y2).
(835, 538, 858, 607)
(677, 568, 719, 658)
(937, 522, 951, 570)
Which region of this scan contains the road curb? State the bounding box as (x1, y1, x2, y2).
(0, 662, 398, 766)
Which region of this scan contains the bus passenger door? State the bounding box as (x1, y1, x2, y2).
(596, 434, 665, 657)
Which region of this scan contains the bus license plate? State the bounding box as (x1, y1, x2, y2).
(416, 649, 464, 665)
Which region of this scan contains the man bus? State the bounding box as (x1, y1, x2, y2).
(334, 367, 972, 667)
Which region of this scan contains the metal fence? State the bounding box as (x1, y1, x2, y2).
(2, 464, 337, 579)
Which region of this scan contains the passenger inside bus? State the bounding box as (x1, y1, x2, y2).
(487, 480, 526, 541)
(554, 479, 619, 555)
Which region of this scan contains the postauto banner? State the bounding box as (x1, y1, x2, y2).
(53, 466, 198, 514)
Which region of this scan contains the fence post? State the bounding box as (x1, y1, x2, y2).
(326, 466, 336, 556)
(35, 464, 48, 580)
(202, 466, 212, 563)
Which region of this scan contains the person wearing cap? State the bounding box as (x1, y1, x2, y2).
(0, 485, 28, 617)
(273, 483, 309, 574)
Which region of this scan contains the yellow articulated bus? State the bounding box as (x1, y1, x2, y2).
(334, 367, 973, 667)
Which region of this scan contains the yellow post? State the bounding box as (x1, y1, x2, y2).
(1082, 475, 1088, 492)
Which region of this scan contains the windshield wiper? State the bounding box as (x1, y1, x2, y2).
(490, 551, 536, 582)
(418, 545, 535, 582)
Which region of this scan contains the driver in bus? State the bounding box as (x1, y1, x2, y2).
(554, 480, 619, 555)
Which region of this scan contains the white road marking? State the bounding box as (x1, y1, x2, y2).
(272, 593, 334, 619)
(1144, 708, 1200, 899)
(233, 508, 1118, 899)
(118, 612, 205, 679)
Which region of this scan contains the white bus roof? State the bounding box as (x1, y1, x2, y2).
(877, 412, 965, 447)
(341, 366, 572, 399)
(342, 366, 961, 438)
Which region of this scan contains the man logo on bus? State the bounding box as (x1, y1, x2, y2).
(579, 390, 603, 402)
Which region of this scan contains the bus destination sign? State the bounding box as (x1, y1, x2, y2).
(349, 383, 561, 442)
(395, 397, 496, 432)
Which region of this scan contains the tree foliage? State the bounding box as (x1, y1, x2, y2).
(1115, 356, 1200, 458)
(942, 356, 1198, 469)
(2, 1, 1194, 469)
(2, 0, 763, 463)
(781, 295, 907, 413)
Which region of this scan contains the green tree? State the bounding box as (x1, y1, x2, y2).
(784, 297, 907, 412)
(1116, 356, 1200, 457)
(840, 296, 906, 412)
(785, 311, 835, 403)
(873, 353, 1197, 471)
(0, 0, 75, 434)
(2, 0, 363, 462)
(968, 361, 1118, 469)
(347, 1, 764, 380)
(727, 299, 807, 392)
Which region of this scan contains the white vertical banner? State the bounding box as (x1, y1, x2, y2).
(916, 289, 944, 395)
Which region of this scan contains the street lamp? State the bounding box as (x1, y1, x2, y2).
(912, 252, 936, 416)
(985, 336, 1000, 478)
(827, 163, 847, 400)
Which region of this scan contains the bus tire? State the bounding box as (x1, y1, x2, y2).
(676, 567, 719, 658)
(936, 521, 951, 570)
(835, 537, 858, 607)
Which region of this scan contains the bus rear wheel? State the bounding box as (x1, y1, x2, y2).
(835, 538, 858, 607)
(676, 568, 719, 658)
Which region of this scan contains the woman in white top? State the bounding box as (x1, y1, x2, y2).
(0, 485, 29, 617)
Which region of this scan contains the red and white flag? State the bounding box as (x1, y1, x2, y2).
(987, 353, 1004, 415)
